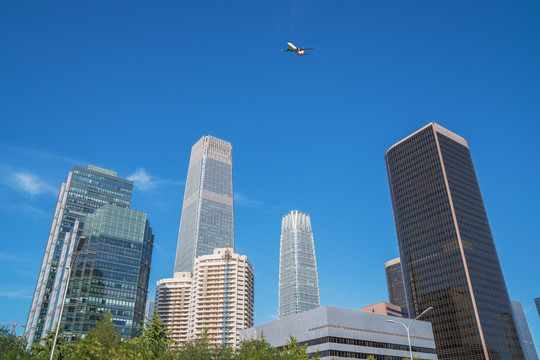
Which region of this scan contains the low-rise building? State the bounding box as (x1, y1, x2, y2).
(239, 305, 437, 360)
(362, 301, 404, 318)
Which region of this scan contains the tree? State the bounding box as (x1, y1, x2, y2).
(31, 326, 71, 360)
(366, 356, 377, 360)
(139, 310, 174, 359)
(176, 329, 235, 360)
(280, 336, 319, 360)
(235, 334, 279, 360)
(66, 313, 122, 360)
(0, 326, 32, 360)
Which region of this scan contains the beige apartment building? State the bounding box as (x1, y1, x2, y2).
(155, 272, 193, 343)
(155, 247, 254, 347)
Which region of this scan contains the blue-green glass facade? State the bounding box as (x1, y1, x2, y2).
(62, 205, 153, 340)
(25, 165, 134, 346)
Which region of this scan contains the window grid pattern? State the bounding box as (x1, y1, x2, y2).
(279, 211, 320, 319)
(175, 136, 234, 273)
(61, 205, 153, 341)
(385, 124, 524, 359)
(25, 165, 133, 346)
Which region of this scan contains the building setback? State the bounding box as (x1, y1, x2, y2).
(25, 165, 133, 346)
(511, 300, 539, 360)
(385, 122, 524, 359)
(384, 257, 408, 318)
(279, 211, 320, 319)
(362, 301, 403, 318)
(240, 305, 438, 360)
(156, 248, 254, 348)
(174, 136, 234, 273)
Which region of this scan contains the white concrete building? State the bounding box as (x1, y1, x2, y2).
(240, 306, 438, 360)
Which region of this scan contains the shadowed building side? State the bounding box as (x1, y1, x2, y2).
(385, 257, 409, 318)
(385, 122, 524, 360)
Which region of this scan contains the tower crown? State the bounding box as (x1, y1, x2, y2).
(281, 210, 311, 232)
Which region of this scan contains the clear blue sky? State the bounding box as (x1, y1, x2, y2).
(1, 0, 539, 345)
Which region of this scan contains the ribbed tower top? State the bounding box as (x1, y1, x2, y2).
(282, 211, 311, 232)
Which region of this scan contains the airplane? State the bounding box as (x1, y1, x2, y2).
(281, 42, 315, 56)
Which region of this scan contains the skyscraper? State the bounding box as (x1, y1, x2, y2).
(174, 136, 234, 273)
(384, 257, 408, 317)
(385, 122, 524, 359)
(511, 300, 539, 360)
(62, 205, 154, 340)
(279, 211, 320, 319)
(25, 165, 133, 346)
(535, 298, 540, 318)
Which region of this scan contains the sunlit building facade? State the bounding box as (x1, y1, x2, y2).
(188, 248, 254, 347)
(25, 165, 133, 347)
(279, 211, 320, 319)
(174, 136, 234, 273)
(155, 272, 193, 344)
(385, 122, 524, 359)
(240, 306, 438, 360)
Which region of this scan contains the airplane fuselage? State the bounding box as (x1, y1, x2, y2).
(283, 42, 313, 56)
(287, 42, 305, 55)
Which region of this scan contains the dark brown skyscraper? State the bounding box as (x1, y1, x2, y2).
(385, 123, 524, 360)
(384, 257, 408, 317)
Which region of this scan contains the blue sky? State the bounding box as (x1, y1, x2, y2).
(1, 0, 539, 346)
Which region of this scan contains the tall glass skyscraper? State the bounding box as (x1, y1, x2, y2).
(25, 165, 133, 346)
(62, 205, 153, 340)
(279, 211, 320, 319)
(174, 136, 234, 273)
(385, 123, 524, 359)
(511, 300, 539, 360)
(384, 257, 408, 317)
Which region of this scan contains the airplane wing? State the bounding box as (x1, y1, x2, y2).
(281, 49, 294, 52)
(298, 47, 315, 51)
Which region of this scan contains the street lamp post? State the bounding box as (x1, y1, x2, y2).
(49, 236, 86, 360)
(387, 306, 433, 360)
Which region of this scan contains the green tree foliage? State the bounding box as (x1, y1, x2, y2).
(366, 356, 377, 360)
(1, 317, 332, 360)
(0, 326, 32, 360)
(176, 329, 233, 360)
(280, 336, 319, 360)
(31, 326, 72, 360)
(235, 334, 279, 360)
(65, 313, 122, 360)
(140, 310, 174, 359)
